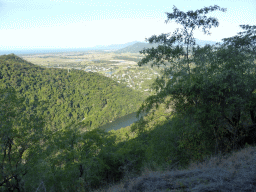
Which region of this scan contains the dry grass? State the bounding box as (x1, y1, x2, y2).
(93, 144, 256, 192)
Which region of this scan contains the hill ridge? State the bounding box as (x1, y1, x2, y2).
(114, 38, 219, 53)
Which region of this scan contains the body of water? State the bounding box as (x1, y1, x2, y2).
(105, 71, 114, 75)
(0, 47, 109, 56)
(98, 112, 147, 132)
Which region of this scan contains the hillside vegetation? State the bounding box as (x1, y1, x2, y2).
(0, 53, 150, 191)
(1, 4, 256, 192)
(0, 54, 145, 131)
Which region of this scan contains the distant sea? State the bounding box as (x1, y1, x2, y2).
(0, 39, 221, 56)
(0, 47, 116, 56)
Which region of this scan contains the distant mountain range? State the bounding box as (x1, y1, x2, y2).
(0, 41, 143, 56)
(93, 41, 142, 51)
(113, 39, 220, 53)
(114, 42, 160, 53)
(0, 39, 220, 56)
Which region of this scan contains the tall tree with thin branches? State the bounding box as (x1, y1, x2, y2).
(136, 5, 256, 160)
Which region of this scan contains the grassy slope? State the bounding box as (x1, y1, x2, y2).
(92, 91, 256, 191)
(95, 143, 256, 192)
(93, 101, 256, 191)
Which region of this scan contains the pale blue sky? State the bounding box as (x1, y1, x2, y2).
(0, 0, 255, 50)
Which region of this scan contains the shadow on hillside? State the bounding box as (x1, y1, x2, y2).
(94, 143, 256, 192)
(91, 102, 256, 192)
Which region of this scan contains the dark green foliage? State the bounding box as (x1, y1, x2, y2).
(1, 4, 256, 192)
(0, 53, 147, 191)
(137, 4, 256, 162)
(0, 87, 46, 191)
(0, 55, 145, 132)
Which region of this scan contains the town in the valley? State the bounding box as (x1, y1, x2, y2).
(20, 50, 170, 96)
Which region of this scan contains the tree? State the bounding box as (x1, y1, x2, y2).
(137, 4, 227, 116)
(138, 5, 226, 80)
(0, 87, 47, 191)
(136, 4, 256, 161)
(206, 25, 256, 152)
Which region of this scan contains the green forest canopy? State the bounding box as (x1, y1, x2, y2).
(1, 4, 256, 192)
(0, 53, 146, 131)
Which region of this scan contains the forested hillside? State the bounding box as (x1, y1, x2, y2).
(1, 4, 256, 192)
(0, 53, 146, 131)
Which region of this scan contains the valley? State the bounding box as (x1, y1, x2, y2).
(20, 50, 168, 96)
(1, 1, 255, 190)
(2, 40, 256, 192)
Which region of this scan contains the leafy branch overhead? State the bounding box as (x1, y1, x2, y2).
(137, 4, 256, 156)
(138, 5, 227, 69)
(1, 4, 256, 192)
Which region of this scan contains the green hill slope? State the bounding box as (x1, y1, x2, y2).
(0, 53, 146, 131)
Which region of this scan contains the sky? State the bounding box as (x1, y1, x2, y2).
(0, 0, 255, 51)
